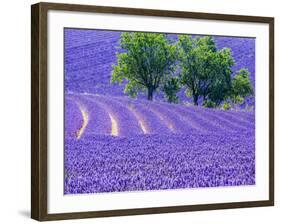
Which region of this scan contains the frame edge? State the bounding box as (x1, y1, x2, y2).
(31, 3, 40, 220)
(268, 18, 274, 205)
(31, 3, 48, 221)
(31, 2, 275, 221)
(37, 1, 274, 23)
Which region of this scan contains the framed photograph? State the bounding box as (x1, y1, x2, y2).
(31, 2, 274, 221)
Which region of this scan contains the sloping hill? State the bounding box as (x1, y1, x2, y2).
(64, 94, 255, 194)
(66, 93, 254, 139)
(63, 29, 256, 194)
(64, 29, 255, 107)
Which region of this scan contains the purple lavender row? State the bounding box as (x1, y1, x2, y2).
(66, 94, 254, 138)
(64, 132, 254, 194)
(164, 104, 219, 134)
(121, 98, 172, 135)
(227, 110, 255, 124)
(192, 107, 252, 132)
(188, 108, 247, 131)
(87, 94, 143, 137)
(143, 100, 235, 134)
(98, 95, 214, 136)
(204, 108, 255, 130)
(71, 94, 112, 137)
(65, 98, 83, 139)
(145, 102, 201, 134)
(124, 97, 207, 134)
(174, 104, 250, 133)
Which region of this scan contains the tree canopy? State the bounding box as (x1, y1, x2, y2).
(163, 77, 181, 103)
(230, 68, 253, 104)
(111, 32, 177, 100)
(177, 35, 234, 106)
(111, 32, 253, 109)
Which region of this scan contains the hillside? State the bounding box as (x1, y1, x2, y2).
(64, 93, 255, 194)
(63, 29, 256, 194)
(64, 29, 255, 107)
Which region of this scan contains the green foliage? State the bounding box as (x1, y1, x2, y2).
(111, 32, 177, 100)
(163, 77, 181, 103)
(222, 102, 231, 110)
(203, 100, 216, 108)
(207, 48, 233, 105)
(231, 95, 244, 104)
(184, 89, 192, 97)
(111, 32, 253, 107)
(230, 68, 253, 104)
(177, 35, 234, 106)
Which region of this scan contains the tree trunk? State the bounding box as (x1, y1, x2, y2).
(193, 95, 198, 106)
(147, 87, 153, 101)
(203, 93, 206, 101)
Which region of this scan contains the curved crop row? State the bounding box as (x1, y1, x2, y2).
(86, 95, 143, 137)
(65, 98, 84, 139)
(124, 100, 171, 135)
(65, 94, 254, 139)
(71, 95, 112, 137)
(64, 93, 255, 194)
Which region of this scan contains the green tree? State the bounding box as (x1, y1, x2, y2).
(163, 77, 181, 103)
(207, 48, 233, 106)
(177, 35, 234, 106)
(111, 32, 177, 100)
(230, 68, 253, 104)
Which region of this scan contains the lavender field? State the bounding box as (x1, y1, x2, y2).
(64, 29, 255, 194)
